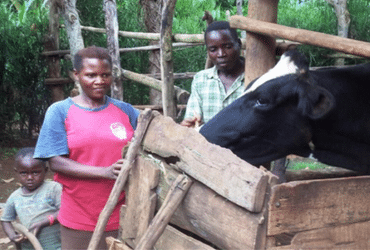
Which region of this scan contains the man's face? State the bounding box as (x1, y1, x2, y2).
(205, 29, 241, 72)
(74, 58, 113, 102)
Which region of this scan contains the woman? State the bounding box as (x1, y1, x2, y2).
(34, 46, 140, 249)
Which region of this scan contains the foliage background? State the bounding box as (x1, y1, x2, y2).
(1, 0, 370, 145)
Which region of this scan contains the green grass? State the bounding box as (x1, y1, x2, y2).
(287, 160, 328, 171)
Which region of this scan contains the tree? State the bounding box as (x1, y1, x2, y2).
(326, 0, 350, 65)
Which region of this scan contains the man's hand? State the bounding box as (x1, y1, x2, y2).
(180, 114, 203, 128)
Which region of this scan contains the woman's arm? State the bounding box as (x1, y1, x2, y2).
(49, 156, 124, 179)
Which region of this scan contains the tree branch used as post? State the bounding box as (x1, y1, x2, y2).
(87, 109, 154, 250)
(60, 0, 84, 95)
(134, 174, 193, 250)
(243, 0, 279, 86)
(104, 0, 123, 100)
(46, 0, 64, 102)
(160, 0, 177, 118)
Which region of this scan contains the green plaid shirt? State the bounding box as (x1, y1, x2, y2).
(184, 66, 245, 123)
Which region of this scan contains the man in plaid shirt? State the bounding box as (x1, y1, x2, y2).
(181, 21, 245, 127)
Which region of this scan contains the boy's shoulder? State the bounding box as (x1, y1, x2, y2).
(5, 187, 23, 203)
(43, 180, 62, 189)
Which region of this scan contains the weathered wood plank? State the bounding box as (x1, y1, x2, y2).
(267, 220, 370, 249)
(155, 225, 216, 250)
(119, 156, 159, 247)
(148, 155, 268, 250)
(135, 174, 192, 250)
(142, 111, 269, 212)
(268, 175, 370, 236)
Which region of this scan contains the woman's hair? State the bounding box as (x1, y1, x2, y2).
(204, 21, 239, 44)
(74, 46, 112, 72)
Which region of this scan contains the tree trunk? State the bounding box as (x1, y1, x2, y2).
(243, 0, 278, 86)
(104, 0, 123, 100)
(326, 0, 350, 66)
(46, 0, 64, 103)
(140, 0, 163, 106)
(160, 0, 177, 118)
(60, 0, 84, 95)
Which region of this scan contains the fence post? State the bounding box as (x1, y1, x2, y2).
(160, 0, 177, 118)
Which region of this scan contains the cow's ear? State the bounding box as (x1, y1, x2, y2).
(299, 85, 335, 120)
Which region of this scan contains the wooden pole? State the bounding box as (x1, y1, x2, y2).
(160, 0, 177, 118)
(121, 68, 189, 104)
(104, 0, 123, 100)
(135, 174, 193, 250)
(231, 15, 370, 58)
(12, 223, 43, 250)
(242, 0, 279, 86)
(61, 0, 84, 60)
(61, 0, 84, 96)
(45, 0, 64, 103)
(88, 109, 154, 250)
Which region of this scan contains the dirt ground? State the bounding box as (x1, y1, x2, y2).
(0, 140, 54, 249)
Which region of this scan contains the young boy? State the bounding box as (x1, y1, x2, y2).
(1, 147, 62, 250)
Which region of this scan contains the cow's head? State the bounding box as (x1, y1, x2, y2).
(199, 50, 335, 165)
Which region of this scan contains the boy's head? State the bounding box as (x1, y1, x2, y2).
(204, 21, 240, 45)
(14, 147, 47, 193)
(73, 46, 113, 73)
(204, 21, 242, 73)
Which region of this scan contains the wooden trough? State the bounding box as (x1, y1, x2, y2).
(91, 110, 370, 250)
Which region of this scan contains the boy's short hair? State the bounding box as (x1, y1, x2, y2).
(16, 147, 46, 168)
(73, 46, 112, 72)
(204, 21, 239, 44)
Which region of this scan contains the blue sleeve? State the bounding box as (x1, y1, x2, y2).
(110, 98, 140, 130)
(34, 100, 71, 159)
(1, 192, 17, 222)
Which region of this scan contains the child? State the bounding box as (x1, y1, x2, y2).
(1, 147, 62, 250)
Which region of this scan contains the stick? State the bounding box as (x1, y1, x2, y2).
(134, 174, 193, 250)
(88, 109, 154, 250)
(230, 15, 370, 58)
(12, 222, 43, 250)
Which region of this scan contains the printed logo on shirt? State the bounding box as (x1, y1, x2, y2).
(110, 122, 127, 140)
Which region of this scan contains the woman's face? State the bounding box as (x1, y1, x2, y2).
(74, 58, 113, 102)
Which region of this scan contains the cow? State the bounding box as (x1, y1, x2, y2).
(199, 50, 370, 179)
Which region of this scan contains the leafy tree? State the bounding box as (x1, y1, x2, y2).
(0, 1, 49, 145)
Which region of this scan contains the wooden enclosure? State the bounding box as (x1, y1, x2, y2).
(90, 110, 370, 250)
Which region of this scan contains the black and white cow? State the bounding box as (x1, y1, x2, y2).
(200, 50, 370, 175)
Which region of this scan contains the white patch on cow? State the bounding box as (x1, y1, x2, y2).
(243, 54, 300, 95)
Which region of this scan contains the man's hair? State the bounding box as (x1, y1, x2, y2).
(74, 46, 112, 72)
(204, 21, 239, 44)
(15, 147, 46, 168)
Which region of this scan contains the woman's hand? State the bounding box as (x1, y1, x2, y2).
(105, 159, 126, 179)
